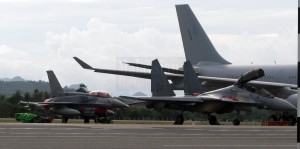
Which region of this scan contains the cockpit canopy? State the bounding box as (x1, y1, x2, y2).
(89, 91, 112, 98)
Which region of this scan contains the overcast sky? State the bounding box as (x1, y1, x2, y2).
(0, 0, 297, 95)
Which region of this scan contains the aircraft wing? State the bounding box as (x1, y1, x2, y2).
(115, 97, 146, 105)
(20, 100, 49, 106)
(120, 95, 261, 107)
(197, 76, 297, 90)
(124, 62, 184, 74)
(73, 57, 296, 91)
(20, 100, 108, 107)
(43, 102, 109, 107)
(74, 57, 154, 79)
(120, 96, 204, 103)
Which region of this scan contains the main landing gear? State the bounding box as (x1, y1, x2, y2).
(62, 116, 69, 123)
(207, 114, 240, 125)
(232, 111, 241, 126)
(208, 115, 220, 125)
(232, 118, 240, 126)
(95, 117, 112, 124)
(174, 114, 184, 125)
(84, 117, 90, 123)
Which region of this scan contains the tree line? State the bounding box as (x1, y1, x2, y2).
(0, 89, 49, 117)
(0, 80, 50, 96)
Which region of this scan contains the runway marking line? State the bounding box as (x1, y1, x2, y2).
(0, 136, 295, 139)
(163, 144, 296, 147)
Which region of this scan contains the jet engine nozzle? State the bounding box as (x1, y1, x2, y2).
(235, 68, 264, 85)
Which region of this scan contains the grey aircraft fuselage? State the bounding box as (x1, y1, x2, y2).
(192, 64, 297, 85)
(44, 94, 128, 117)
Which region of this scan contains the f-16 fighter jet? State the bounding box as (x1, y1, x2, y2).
(121, 60, 296, 125)
(21, 71, 128, 123)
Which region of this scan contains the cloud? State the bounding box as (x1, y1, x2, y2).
(210, 26, 297, 64)
(0, 44, 44, 80)
(0, 1, 297, 96)
(44, 18, 183, 94)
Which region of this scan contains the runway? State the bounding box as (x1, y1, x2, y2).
(0, 123, 296, 149)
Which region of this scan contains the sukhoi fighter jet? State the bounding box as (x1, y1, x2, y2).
(120, 60, 296, 125)
(21, 71, 128, 123)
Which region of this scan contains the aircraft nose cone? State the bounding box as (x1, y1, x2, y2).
(283, 100, 297, 111)
(112, 99, 129, 107)
(276, 98, 297, 111)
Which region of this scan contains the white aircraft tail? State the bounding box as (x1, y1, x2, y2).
(176, 4, 230, 65)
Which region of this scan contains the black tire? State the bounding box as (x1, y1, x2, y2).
(174, 115, 184, 125)
(208, 115, 218, 125)
(106, 117, 112, 123)
(62, 117, 69, 123)
(84, 118, 90, 123)
(288, 115, 296, 126)
(98, 117, 106, 123)
(232, 119, 240, 126)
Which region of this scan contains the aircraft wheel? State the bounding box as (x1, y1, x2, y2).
(62, 117, 69, 123)
(232, 118, 240, 126)
(105, 117, 112, 123)
(288, 115, 296, 126)
(174, 115, 184, 125)
(98, 117, 106, 123)
(208, 115, 219, 125)
(84, 118, 90, 123)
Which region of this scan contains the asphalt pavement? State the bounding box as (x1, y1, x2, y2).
(0, 123, 296, 149)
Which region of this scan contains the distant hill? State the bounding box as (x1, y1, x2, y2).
(132, 92, 147, 96)
(0, 80, 50, 96)
(0, 76, 26, 82)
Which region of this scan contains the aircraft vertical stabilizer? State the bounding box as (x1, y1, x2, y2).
(46, 70, 64, 97)
(184, 60, 206, 95)
(176, 4, 230, 65)
(151, 59, 176, 97)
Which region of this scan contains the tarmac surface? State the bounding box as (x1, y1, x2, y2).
(0, 123, 296, 149)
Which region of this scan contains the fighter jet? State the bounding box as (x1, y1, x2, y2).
(21, 70, 128, 123)
(120, 60, 296, 125)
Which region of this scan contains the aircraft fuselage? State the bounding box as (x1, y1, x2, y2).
(196, 63, 297, 85)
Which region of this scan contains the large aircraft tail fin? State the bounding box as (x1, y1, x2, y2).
(151, 59, 176, 97)
(183, 60, 206, 95)
(176, 4, 230, 65)
(46, 70, 64, 97)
